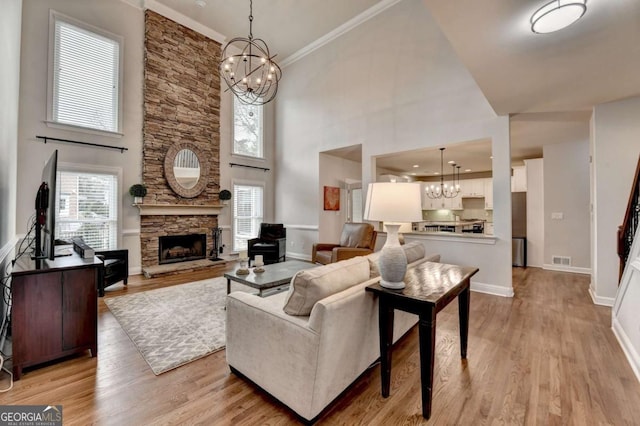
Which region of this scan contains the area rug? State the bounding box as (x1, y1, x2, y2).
(105, 277, 250, 375)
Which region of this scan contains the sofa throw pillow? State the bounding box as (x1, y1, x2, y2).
(283, 257, 370, 316)
(424, 253, 441, 263)
(367, 242, 428, 277)
(403, 241, 426, 264)
(367, 251, 382, 277)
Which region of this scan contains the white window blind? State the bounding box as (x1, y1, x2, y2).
(233, 97, 263, 158)
(56, 170, 118, 250)
(351, 188, 363, 223)
(233, 184, 264, 251)
(52, 14, 121, 133)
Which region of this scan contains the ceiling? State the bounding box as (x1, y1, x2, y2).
(376, 139, 493, 177)
(154, 0, 638, 166)
(423, 0, 640, 115)
(154, 0, 382, 60)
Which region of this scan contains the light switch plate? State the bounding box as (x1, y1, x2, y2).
(551, 212, 564, 220)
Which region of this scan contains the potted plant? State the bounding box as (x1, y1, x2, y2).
(129, 184, 147, 204)
(219, 189, 232, 205)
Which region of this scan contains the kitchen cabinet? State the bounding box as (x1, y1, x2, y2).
(461, 179, 484, 198)
(421, 182, 463, 210)
(446, 195, 463, 210)
(421, 183, 432, 210)
(511, 165, 527, 192)
(423, 193, 462, 211)
(484, 178, 493, 210)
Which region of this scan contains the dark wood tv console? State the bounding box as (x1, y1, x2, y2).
(11, 252, 101, 379)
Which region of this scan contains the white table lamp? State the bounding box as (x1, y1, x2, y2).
(364, 182, 423, 289)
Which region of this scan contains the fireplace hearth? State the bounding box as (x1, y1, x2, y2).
(159, 234, 206, 264)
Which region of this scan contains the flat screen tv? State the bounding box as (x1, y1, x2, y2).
(33, 149, 58, 260)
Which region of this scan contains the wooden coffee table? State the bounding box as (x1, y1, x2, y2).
(224, 259, 314, 297)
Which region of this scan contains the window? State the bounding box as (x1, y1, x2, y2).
(49, 11, 122, 133)
(56, 169, 119, 250)
(233, 97, 263, 158)
(233, 183, 264, 251)
(349, 187, 363, 223)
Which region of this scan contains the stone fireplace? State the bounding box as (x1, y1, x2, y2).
(139, 11, 222, 271)
(159, 233, 206, 264)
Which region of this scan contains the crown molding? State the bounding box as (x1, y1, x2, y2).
(280, 0, 404, 68)
(121, 0, 226, 44)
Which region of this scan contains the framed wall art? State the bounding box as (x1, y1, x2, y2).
(323, 186, 340, 211)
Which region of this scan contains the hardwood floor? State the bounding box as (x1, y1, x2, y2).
(1, 265, 639, 425)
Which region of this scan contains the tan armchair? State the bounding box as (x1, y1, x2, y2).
(312, 223, 378, 265)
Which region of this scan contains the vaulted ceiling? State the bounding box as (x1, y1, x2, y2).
(154, 0, 639, 168)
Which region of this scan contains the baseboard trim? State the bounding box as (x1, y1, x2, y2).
(129, 266, 142, 276)
(471, 281, 514, 298)
(542, 264, 591, 275)
(588, 287, 615, 307)
(283, 225, 319, 231)
(612, 317, 640, 384)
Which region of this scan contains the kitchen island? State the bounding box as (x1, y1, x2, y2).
(412, 220, 486, 233)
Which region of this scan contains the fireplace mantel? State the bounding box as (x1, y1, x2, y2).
(134, 203, 224, 216)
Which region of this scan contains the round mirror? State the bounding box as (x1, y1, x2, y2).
(173, 149, 201, 189)
(164, 142, 210, 198)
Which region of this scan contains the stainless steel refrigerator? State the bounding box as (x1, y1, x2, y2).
(512, 192, 527, 267)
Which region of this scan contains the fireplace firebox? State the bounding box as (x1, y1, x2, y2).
(159, 234, 206, 264)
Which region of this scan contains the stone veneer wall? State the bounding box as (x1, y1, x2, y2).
(140, 215, 217, 267)
(141, 10, 221, 267)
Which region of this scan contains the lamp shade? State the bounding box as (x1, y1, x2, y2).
(364, 182, 422, 223)
(364, 182, 422, 289)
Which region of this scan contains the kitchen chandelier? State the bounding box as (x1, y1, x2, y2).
(218, 0, 282, 105)
(531, 0, 587, 34)
(425, 148, 461, 199)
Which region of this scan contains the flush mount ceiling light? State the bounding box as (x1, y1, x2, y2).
(531, 0, 587, 34)
(218, 0, 282, 105)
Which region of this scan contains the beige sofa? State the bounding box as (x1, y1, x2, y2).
(226, 242, 439, 422)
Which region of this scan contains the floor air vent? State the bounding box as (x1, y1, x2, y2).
(552, 256, 571, 266)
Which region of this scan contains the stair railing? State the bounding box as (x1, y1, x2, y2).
(618, 154, 640, 282)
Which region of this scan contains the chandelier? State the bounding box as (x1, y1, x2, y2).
(218, 0, 282, 105)
(425, 148, 461, 199)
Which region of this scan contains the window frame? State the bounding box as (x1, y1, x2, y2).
(232, 180, 265, 253)
(231, 96, 265, 160)
(56, 162, 123, 249)
(47, 10, 125, 138)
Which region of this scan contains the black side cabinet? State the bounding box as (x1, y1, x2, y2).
(96, 249, 128, 297)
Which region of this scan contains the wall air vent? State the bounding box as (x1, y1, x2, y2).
(552, 256, 572, 266)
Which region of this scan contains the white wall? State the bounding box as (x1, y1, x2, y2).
(0, 0, 23, 341)
(275, 0, 513, 294)
(591, 95, 640, 304)
(543, 140, 591, 271)
(525, 158, 544, 268)
(18, 0, 145, 269)
(0, 0, 22, 257)
(218, 91, 276, 255)
(317, 154, 362, 247)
